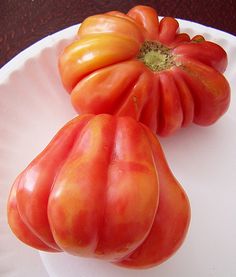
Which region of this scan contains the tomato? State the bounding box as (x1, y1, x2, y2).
(59, 5, 230, 136)
(7, 114, 190, 268)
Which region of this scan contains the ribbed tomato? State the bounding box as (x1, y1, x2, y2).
(8, 114, 190, 268)
(59, 5, 230, 136)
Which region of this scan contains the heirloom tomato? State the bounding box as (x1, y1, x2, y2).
(8, 114, 190, 268)
(59, 5, 230, 136)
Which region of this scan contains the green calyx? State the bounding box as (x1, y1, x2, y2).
(138, 41, 175, 72)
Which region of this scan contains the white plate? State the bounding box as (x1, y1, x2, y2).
(0, 19, 236, 277)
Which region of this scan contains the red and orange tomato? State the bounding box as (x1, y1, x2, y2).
(59, 5, 230, 136)
(8, 114, 190, 268)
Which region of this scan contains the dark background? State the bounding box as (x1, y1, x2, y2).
(1, 0, 236, 68)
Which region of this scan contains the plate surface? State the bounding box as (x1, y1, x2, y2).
(0, 19, 236, 277)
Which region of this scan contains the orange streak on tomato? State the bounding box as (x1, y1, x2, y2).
(48, 115, 116, 256)
(48, 115, 159, 260)
(59, 34, 140, 91)
(78, 14, 145, 43)
(95, 117, 159, 260)
(176, 57, 230, 125)
(115, 124, 190, 268)
(9, 115, 93, 250)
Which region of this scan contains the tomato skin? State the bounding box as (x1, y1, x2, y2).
(172, 41, 228, 73)
(59, 34, 140, 92)
(175, 57, 230, 125)
(70, 60, 154, 119)
(77, 14, 145, 43)
(115, 124, 190, 268)
(7, 114, 190, 268)
(8, 175, 59, 252)
(127, 5, 160, 40)
(59, 5, 230, 137)
(8, 114, 93, 252)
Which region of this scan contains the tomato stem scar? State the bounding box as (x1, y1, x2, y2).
(138, 41, 175, 72)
